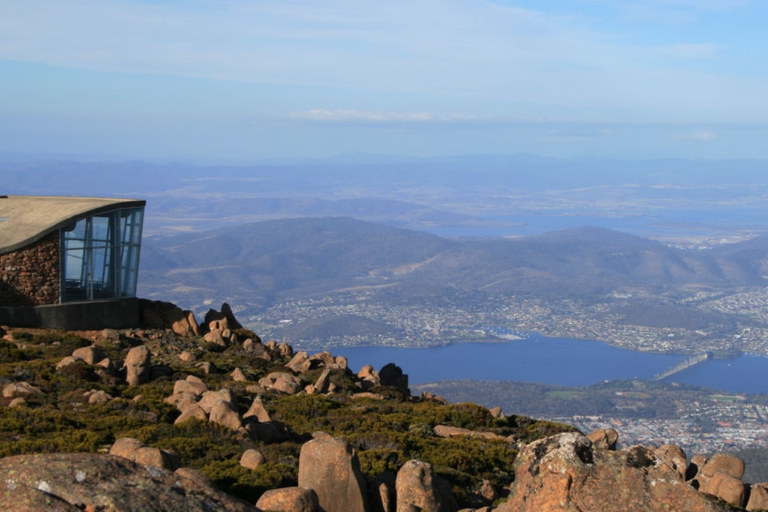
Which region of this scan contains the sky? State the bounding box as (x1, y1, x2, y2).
(1, 0, 767, 162)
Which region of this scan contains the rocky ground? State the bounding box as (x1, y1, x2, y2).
(0, 300, 765, 511)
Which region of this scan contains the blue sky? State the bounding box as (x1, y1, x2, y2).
(1, 0, 766, 162)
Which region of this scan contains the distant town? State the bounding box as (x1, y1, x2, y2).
(246, 285, 768, 357)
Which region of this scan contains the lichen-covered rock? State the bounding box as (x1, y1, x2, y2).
(256, 487, 319, 512)
(298, 432, 370, 512)
(498, 432, 729, 512)
(395, 459, 458, 512)
(0, 452, 254, 512)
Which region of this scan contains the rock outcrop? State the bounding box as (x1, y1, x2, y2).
(498, 432, 730, 512)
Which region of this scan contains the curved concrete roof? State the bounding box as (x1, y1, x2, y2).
(0, 196, 145, 255)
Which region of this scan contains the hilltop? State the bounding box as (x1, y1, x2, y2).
(0, 303, 764, 511)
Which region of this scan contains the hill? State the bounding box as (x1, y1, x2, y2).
(141, 218, 768, 304)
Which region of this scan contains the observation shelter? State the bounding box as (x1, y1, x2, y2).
(0, 195, 146, 329)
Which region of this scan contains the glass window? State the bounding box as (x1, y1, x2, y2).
(60, 207, 144, 302)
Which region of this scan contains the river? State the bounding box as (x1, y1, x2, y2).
(325, 334, 768, 395)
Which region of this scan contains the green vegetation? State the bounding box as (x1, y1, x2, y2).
(0, 328, 577, 507)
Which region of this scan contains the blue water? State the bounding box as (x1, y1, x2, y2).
(325, 335, 768, 395)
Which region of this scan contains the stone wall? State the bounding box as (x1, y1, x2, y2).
(0, 232, 60, 306)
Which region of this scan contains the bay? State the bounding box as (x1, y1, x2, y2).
(325, 334, 768, 395)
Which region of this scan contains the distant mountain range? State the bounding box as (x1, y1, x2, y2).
(139, 217, 768, 311)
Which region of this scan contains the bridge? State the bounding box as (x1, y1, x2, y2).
(653, 353, 710, 382)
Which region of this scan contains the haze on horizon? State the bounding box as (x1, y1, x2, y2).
(1, 0, 767, 164)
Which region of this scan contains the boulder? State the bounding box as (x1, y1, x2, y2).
(260, 372, 304, 395)
(173, 375, 209, 396)
(174, 404, 208, 425)
(179, 350, 196, 363)
(109, 437, 176, 470)
(231, 368, 248, 382)
(368, 472, 396, 512)
(688, 453, 708, 481)
(587, 428, 619, 451)
(702, 452, 745, 480)
(278, 342, 293, 357)
(2, 381, 42, 399)
(379, 363, 409, 396)
(86, 389, 113, 404)
(654, 444, 688, 480)
(72, 345, 105, 365)
(209, 400, 243, 430)
(220, 303, 243, 330)
(244, 396, 272, 422)
(198, 389, 237, 414)
(433, 425, 502, 440)
(243, 340, 272, 360)
(396, 459, 458, 512)
(8, 397, 26, 408)
(56, 356, 78, 369)
(124, 345, 151, 386)
(498, 432, 728, 512)
(203, 303, 242, 333)
(101, 328, 121, 340)
(313, 368, 332, 394)
(0, 452, 254, 512)
(166, 391, 199, 412)
(139, 299, 199, 337)
(708, 473, 746, 508)
(747, 483, 768, 511)
(357, 365, 381, 389)
(240, 449, 266, 470)
(489, 406, 504, 419)
(287, 351, 312, 373)
(204, 329, 227, 347)
(256, 487, 319, 512)
(309, 351, 336, 367)
(298, 432, 370, 512)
